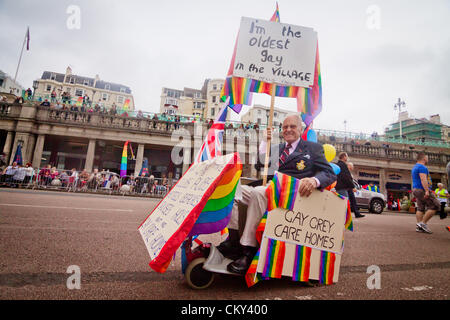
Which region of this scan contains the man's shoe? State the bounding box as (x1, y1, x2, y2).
(355, 213, 365, 218)
(227, 246, 258, 275)
(416, 226, 425, 233)
(216, 229, 242, 260)
(417, 223, 432, 234)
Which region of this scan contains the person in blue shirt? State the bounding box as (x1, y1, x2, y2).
(411, 152, 440, 234)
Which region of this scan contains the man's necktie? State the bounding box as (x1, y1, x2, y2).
(279, 143, 292, 167)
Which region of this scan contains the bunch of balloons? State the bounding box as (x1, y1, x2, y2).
(302, 127, 339, 190)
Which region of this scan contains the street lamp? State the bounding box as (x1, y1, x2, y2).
(32, 80, 39, 101)
(394, 98, 406, 139)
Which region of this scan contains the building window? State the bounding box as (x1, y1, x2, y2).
(50, 73, 56, 80)
(166, 98, 177, 106)
(120, 87, 126, 93)
(212, 96, 217, 103)
(105, 84, 111, 90)
(258, 110, 261, 115)
(195, 92, 202, 98)
(212, 84, 217, 90)
(46, 85, 51, 91)
(69, 77, 74, 84)
(83, 80, 90, 86)
(117, 96, 124, 104)
(102, 93, 108, 101)
(75, 89, 83, 97)
(257, 118, 261, 124)
(211, 108, 215, 117)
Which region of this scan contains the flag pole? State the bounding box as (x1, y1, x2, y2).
(14, 27, 28, 85)
(262, 83, 277, 186)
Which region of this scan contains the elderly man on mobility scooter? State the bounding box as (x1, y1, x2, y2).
(218, 114, 337, 275)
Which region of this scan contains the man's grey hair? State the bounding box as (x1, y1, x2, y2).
(283, 113, 303, 128)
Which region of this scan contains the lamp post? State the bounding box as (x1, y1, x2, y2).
(32, 80, 39, 101)
(394, 98, 406, 139)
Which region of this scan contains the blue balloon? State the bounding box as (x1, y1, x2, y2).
(306, 129, 317, 142)
(330, 163, 341, 175)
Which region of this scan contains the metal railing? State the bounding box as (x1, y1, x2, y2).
(0, 167, 174, 197)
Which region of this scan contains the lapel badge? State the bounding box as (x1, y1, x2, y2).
(296, 160, 306, 171)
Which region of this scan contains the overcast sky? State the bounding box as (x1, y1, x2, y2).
(1, 0, 449, 134)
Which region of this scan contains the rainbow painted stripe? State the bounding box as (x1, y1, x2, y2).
(319, 250, 336, 285)
(292, 245, 312, 282)
(266, 172, 300, 212)
(262, 238, 286, 279)
(120, 140, 129, 177)
(188, 161, 242, 237)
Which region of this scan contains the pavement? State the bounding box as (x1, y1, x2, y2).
(0, 188, 449, 300)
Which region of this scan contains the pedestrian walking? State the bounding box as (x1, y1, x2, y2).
(435, 183, 449, 219)
(335, 152, 364, 218)
(347, 162, 365, 218)
(412, 152, 440, 234)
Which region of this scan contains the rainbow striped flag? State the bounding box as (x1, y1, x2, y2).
(297, 43, 322, 126)
(188, 161, 242, 236)
(245, 248, 266, 287)
(319, 250, 336, 285)
(76, 96, 83, 107)
(255, 211, 268, 245)
(262, 238, 286, 279)
(270, 2, 280, 22)
(120, 140, 129, 177)
(292, 245, 312, 282)
(345, 199, 354, 231)
(266, 172, 300, 212)
(123, 99, 130, 110)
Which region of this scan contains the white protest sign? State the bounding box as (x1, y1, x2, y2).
(233, 17, 317, 87)
(262, 189, 347, 254)
(138, 153, 239, 273)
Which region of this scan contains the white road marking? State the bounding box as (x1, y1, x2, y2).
(295, 295, 313, 300)
(401, 285, 433, 292)
(0, 203, 133, 212)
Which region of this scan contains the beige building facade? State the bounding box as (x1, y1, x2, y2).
(240, 104, 298, 127)
(160, 78, 229, 120)
(33, 66, 135, 111)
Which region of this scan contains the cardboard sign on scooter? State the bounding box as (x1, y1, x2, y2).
(256, 188, 347, 282)
(138, 152, 240, 273)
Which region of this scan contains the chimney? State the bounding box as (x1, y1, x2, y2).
(64, 66, 72, 83)
(94, 74, 100, 87)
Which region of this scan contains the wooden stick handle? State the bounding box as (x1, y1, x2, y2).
(262, 84, 276, 186)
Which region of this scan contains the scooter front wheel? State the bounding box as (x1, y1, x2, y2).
(185, 257, 215, 289)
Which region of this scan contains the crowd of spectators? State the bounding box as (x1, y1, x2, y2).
(0, 157, 172, 197)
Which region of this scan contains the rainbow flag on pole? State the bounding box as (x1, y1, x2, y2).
(120, 140, 129, 177)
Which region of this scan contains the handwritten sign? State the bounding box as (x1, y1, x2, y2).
(233, 17, 317, 87)
(263, 189, 347, 254)
(138, 152, 240, 273)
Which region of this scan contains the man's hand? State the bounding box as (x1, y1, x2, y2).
(298, 177, 318, 197)
(424, 190, 430, 199)
(264, 127, 272, 141)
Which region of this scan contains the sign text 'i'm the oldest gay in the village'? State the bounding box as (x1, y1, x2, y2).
(233, 17, 317, 88)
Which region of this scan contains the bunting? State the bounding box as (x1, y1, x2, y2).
(319, 250, 336, 285)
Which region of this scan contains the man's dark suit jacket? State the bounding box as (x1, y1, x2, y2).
(252, 139, 337, 189)
(335, 160, 354, 190)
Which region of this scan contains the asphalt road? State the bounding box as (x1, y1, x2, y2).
(0, 188, 449, 300)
